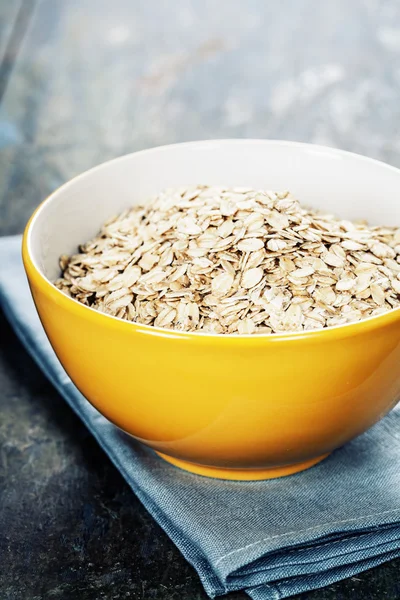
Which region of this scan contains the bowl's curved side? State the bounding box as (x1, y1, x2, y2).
(23, 253, 400, 471)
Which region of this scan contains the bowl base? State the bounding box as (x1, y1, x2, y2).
(156, 452, 330, 480)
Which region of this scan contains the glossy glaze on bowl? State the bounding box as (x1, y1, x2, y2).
(23, 140, 400, 479)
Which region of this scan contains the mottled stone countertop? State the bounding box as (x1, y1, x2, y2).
(1, 1, 400, 598)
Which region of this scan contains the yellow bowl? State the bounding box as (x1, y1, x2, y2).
(22, 140, 400, 480)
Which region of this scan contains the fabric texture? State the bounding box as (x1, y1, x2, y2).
(1, 234, 400, 600)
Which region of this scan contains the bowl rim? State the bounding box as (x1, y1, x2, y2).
(22, 138, 400, 343)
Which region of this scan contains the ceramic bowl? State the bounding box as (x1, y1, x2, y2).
(22, 140, 400, 480)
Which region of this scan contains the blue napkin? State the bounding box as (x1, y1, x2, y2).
(1, 235, 400, 600)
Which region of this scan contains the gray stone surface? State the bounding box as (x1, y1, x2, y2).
(1, 0, 400, 598)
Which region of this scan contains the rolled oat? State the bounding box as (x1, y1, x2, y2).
(55, 185, 400, 334)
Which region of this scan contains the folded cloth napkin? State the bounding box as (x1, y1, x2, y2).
(1, 234, 400, 600)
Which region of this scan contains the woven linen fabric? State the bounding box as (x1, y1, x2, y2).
(1, 235, 400, 599)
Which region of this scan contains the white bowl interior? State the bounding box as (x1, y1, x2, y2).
(29, 140, 400, 282)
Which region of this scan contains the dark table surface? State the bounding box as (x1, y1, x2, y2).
(1, 1, 400, 598)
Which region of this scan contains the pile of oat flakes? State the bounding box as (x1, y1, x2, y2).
(55, 185, 400, 334)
